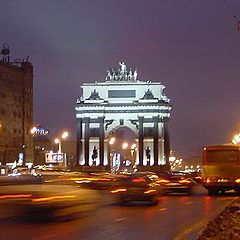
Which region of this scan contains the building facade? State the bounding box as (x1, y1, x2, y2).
(0, 44, 33, 164)
(75, 62, 172, 172)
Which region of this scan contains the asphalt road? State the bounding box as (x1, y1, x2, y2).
(0, 184, 238, 240)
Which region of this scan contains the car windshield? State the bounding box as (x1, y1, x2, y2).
(157, 171, 172, 178)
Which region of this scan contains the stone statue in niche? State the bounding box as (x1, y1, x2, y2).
(91, 146, 98, 166)
(145, 146, 151, 164)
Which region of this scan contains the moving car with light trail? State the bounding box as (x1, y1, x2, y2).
(157, 171, 194, 195)
(110, 172, 162, 205)
(0, 184, 101, 221)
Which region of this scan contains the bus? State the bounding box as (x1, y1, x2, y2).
(202, 144, 240, 195)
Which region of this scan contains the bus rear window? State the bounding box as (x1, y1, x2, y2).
(206, 150, 239, 162)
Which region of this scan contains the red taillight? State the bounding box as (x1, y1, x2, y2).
(132, 178, 145, 183)
(0, 194, 32, 200)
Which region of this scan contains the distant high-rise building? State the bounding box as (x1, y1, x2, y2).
(0, 44, 33, 164)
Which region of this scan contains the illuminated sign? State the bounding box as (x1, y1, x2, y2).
(45, 152, 63, 163)
(31, 125, 49, 136)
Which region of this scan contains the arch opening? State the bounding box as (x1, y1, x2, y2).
(108, 126, 137, 173)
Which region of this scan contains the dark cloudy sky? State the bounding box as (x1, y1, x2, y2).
(1, 0, 240, 157)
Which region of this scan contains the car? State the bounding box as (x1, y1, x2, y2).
(185, 171, 202, 184)
(110, 172, 162, 205)
(157, 171, 194, 195)
(0, 183, 102, 221)
(0, 172, 43, 185)
(72, 172, 117, 190)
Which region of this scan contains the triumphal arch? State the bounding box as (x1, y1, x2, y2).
(75, 62, 172, 172)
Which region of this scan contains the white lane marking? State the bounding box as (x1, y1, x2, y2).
(33, 234, 57, 240)
(115, 217, 127, 222)
(174, 219, 207, 240)
(158, 208, 167, 211)
(185, 201, 194, 205)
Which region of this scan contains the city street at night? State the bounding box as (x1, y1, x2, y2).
(1, 1, 240, 239)
(0, 184, 237, 240)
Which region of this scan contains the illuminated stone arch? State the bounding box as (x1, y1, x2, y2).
(75, 62, 172, 172)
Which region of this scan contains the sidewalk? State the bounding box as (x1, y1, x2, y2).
(197, 198, 240, 240)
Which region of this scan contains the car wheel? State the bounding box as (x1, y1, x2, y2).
(119, 197, 127, 205)
(235, 188, 240, 196)
(149, 196, 159, 205)
(186, 190, 192, 196)
(152, 200, 158, 205)
(208, 188, 218, 196)
(220, 190, 225, 195)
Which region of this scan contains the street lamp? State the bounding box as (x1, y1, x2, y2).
(30, 126, 37, 135)
(54, 131, 69, 153)
(61, 131, 69, 140)
(122, 142, 128, 149)
(131, 143, 137, 150)
(232, 133, 240, 144)
(109, 137, 116, 145)
(54, 131, 69, 166)
(54, 138, 61, 153)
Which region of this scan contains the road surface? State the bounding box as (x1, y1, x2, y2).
(0, 184, 237, 240)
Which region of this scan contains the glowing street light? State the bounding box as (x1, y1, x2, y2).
(54, 138, 60, 152)
(232, 139, 238, 144)
(232, 133, 240, 144)
(61, 131, 69, 139)
(122, 142, 128, 149)
(54, 131, 69, 153)
(109, 137, 116, 145)
(54, 131, 69, 166)
(30, 126, 37, 135)
(131, 143, 137, 150)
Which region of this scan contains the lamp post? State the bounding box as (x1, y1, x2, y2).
(232, 133, 240, 144)
(54, 131, 69, 166)
(54, 138, 61, 153)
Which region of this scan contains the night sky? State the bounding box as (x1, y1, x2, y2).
(1, 0, 240, 157)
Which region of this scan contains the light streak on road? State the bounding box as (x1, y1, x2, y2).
(158, 208, 167, 211)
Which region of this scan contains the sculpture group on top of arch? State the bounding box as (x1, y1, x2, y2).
(105, 61, 137, 82)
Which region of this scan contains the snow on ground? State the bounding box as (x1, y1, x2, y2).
(197, 198, 240, 240)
